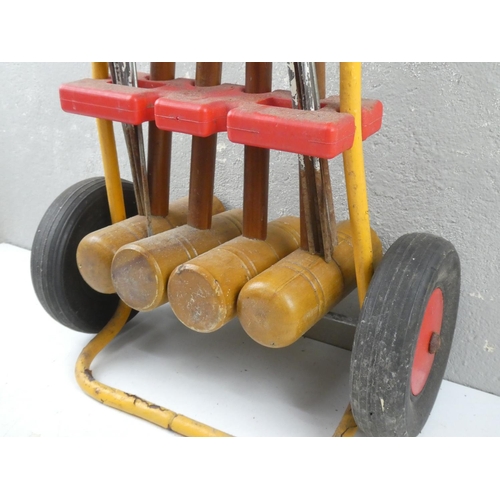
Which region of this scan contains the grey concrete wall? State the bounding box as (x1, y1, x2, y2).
(1, 62, 499, 396)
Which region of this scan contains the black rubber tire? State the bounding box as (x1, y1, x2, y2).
(350, 233, 461, 437)
(31, 177, 138, 333)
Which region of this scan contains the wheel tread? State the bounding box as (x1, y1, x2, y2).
(350, 233, 460, 436)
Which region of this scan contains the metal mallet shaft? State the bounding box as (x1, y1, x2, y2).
(288, 62, 337, 261)
(109, 62, 153, 237)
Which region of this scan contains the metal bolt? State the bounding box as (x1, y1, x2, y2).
(429, 332, 441, 354)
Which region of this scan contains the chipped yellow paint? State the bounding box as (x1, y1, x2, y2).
(75, 300, 231, 437)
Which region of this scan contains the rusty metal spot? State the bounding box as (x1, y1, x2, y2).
(84, 369, 95, 382)
(429, 332, 441, 354)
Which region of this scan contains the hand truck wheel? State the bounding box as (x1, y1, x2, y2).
(350, 233, 461, 436)
(31, 177, 138, 333)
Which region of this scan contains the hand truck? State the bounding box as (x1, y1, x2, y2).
(30, 62, 460, 437)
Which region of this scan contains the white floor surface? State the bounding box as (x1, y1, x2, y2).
(1, 242, 499, 437)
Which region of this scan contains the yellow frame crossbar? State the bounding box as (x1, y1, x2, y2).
(75, 300, 230, 437)
(74, 62, 375, 437)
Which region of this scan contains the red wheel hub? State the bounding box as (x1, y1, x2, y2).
(410, 288, 444, 396)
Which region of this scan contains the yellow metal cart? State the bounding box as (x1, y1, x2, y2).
(31, 62, 460, 437)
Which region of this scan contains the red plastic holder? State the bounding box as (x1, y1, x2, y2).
(59, 74, 383, 159)
(226, 95, 382, 158)
(59, 75, 194, 125)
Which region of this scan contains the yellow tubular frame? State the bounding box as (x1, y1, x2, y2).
(75, 62, 374, 437)
(91, 62, 127, 224)
(75, 301, 230, 437)
(340, 62, 374, 307)
(332, 63, 375, 438)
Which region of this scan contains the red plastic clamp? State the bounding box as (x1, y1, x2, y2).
(59, 75, 383, 159)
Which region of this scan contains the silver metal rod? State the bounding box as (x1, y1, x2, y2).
(288, 63, 318, 253)
(287, 62, 337, 260)
(109, 62, 153, 236)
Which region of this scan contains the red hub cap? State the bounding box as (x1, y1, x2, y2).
(410, 288, 444, 396)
